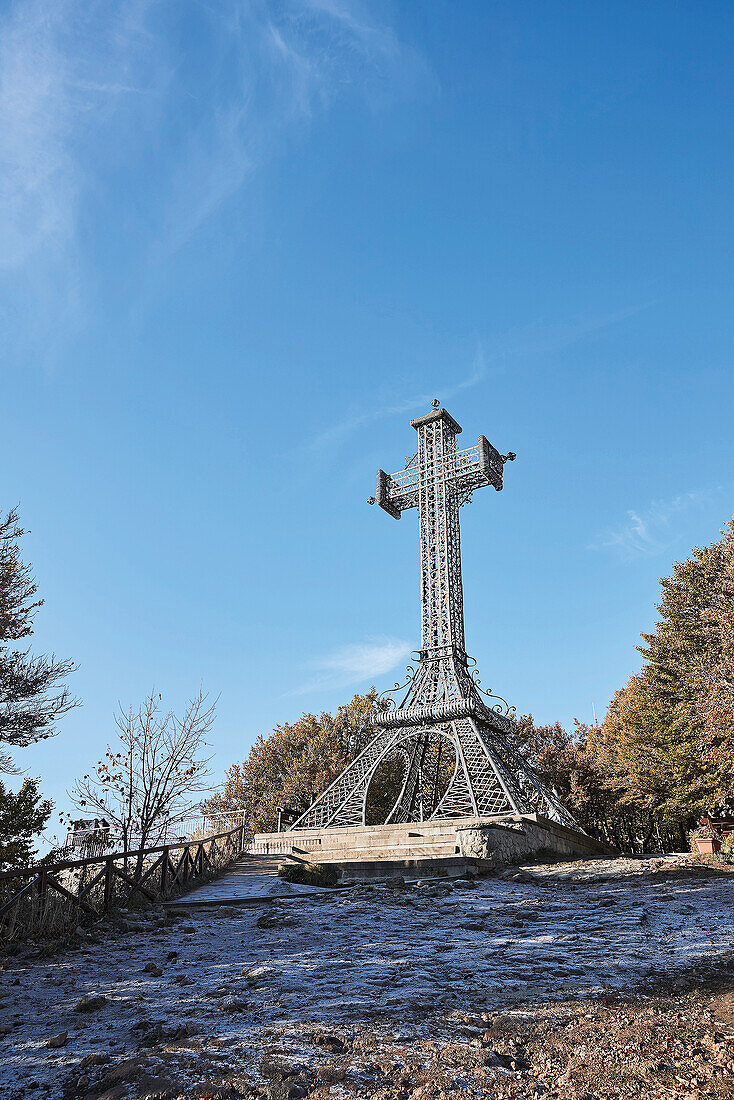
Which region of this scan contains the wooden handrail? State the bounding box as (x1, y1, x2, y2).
(0, 825, 246, 882)
(0, 824, 249, 938)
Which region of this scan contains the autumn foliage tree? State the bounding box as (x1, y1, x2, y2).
(204, 691, 388, 836)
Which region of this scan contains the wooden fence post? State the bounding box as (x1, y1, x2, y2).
(37, 868, 47, 923)
(103, 857, 113, 913)
(160, 847, 169, 897)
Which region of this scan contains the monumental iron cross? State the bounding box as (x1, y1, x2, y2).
(369, 399, 515, 664)
(290, 402, 577, 832)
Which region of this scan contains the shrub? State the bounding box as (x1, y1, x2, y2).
(278, 860, 338, 888)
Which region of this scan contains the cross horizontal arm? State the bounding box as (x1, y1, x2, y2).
(370, 437, 514, 518)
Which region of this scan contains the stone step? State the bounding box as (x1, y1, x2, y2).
(301, 831, 459, 846)
(319, 855, 485, 882)
(250, 819, 488, 858)
(311, 842, 460, 863)
(271, 826, 467, 865)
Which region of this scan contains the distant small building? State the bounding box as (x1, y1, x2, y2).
(66, 818, 111, 851)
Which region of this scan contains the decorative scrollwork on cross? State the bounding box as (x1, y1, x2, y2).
(466, 656, 516, 717)
(376, 660, 419, 711)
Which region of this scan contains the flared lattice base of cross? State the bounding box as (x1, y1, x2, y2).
(290, 705, 577, 832)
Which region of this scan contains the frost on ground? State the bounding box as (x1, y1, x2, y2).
(1, 855, 733, 1100)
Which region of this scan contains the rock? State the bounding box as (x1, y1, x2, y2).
(143, 961, 163, 976)
(44, 1031, 68, 1048)
(242, 965, 273, 983)
(173, 974, 193, 985)
(385, 874, 406, 888)
(96, 1087, 128, 1100)
(218, 995, 247, 1013)
(137, 1023, 166, 1047)
(166, 1022, 198, 1039)
(315, 1066, 346, 1083)
(133, 1072, 178, 1098)
(166, 950, 178, 961)
(132, 1018, 156, 1032)
(76, 1076, 91, 1091)
(101, 1055, 149, 1084)
(260, 1058, 305, 1081)
(0, 1024, 12, 1036)
(256, 911, 293, 929)
(313, 1033, 346, 1053)
(119, 918, 147, 931)
(484, 1050, 530, 1071)
(262, 1082, 308, 1100)
(80, 1052, 110, 1068)
(74, 994, 107, 1012)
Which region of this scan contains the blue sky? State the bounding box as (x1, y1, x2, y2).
(3, 0, 734, 840)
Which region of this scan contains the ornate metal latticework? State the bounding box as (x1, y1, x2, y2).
(291, 401, 578, 832)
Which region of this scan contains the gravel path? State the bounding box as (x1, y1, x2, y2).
(1, 856, 733, 1100)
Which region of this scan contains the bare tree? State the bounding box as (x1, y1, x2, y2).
(70, 690, 215, 859)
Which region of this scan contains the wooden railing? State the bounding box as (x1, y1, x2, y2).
(0, 825, 247, 942)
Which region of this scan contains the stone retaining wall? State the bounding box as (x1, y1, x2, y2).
(456, 816, 610, 866)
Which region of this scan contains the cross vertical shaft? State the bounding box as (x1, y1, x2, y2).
(412, 408, 466, 658)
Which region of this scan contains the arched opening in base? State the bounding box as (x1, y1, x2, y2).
(364, 732, 457, 825)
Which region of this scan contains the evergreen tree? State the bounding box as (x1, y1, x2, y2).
(0, 508, 78, 767)
(692, 518, 734, 803)
(586, 521, 734, 834)
(0, 778, 52, 870)
(0, 508, 77, 867)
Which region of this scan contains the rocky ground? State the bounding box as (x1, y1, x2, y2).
(1, 855, 733, 1100)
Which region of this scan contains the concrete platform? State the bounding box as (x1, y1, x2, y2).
(163, 854, 336, 908)
(166, 816, 612, 905)
(251, 812, 612, 883)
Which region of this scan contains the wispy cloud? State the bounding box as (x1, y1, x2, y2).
(290, 634, 412, 696)
(305, 303, 652, 464)
(485, 302, 654, 363)
(0, 0, 164, 355)
(305, 338, 489, 461)
(0, 0, 430, 357)
(157, 0, 430, 256)
(589, 489, 717, 562)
